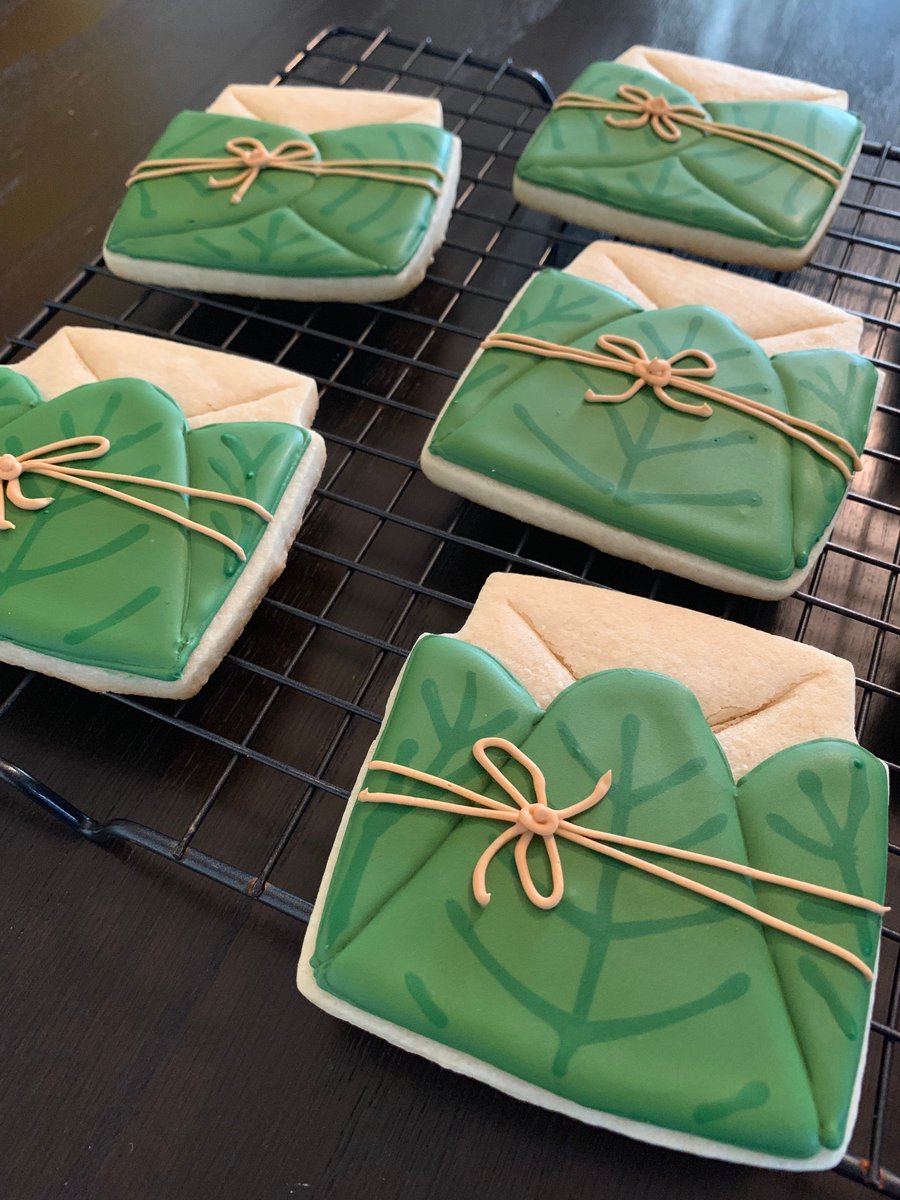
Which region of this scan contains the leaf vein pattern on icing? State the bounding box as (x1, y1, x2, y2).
(443, 710, 755, 1078)
(312, 636, 888, 1157)
(428, 270, 876, 579)
(0, 371, 311, 678)
(404, 972, 450, 1030)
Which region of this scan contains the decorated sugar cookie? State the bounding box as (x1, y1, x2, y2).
(514, 48, 863, 269)
(421, 242, 878, 599)
(0, 328, 326, 697)
(104, 85, 461, 301)
(298, 573, 888, 1171)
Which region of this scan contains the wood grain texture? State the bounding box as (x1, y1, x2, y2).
(0, 4, 898, 1199)
(2, 0, 899, 337)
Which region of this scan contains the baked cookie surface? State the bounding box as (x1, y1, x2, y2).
(104, 86, 461, 301)
(0, 329, 326, 697)
(514, 51, 863, 268)
(298, 575, 888, 1170)
(421, 244, 878, 599)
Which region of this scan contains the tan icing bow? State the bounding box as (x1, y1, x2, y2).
(0, 436, 273, 560)
(481, 330, 863, 481)
(360, 735, 888, 980)
(553, 83, 847, 186)
(126, 135, 446, 205)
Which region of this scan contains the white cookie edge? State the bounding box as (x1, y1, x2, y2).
(511, 132, 862, 270)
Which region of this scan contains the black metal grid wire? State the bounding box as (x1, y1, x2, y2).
(1, 25, 898, 1192)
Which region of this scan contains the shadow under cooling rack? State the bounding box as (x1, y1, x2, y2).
(1, 24, 899, 1196)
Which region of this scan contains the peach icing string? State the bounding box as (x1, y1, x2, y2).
(359, 735, 888, 980)
(0, 436, 273, 561)
(481, 330, 863, 481)
(552, 84, 846, 186)
(125, 135, 446, 205)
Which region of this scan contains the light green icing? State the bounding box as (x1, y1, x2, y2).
(515, 62, 863, 248)
(427, 269, 876, 580)
(0, 368, 310, 679)
(311, 634, 888, 1159)
(105, 111, 455, 277)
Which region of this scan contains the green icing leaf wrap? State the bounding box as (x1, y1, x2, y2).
(427, 269, 877, 580)
(311, 634, 888, 1160)
(0, 368, 311, 679)
(106, 111, 455, 277)
(515, 62, 863, 248)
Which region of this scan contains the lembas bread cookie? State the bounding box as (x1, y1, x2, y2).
(514, 48, 863, 269)
(421, 242, 878, 599)
(0, 328, 326, 697)
(299, 573, 888, 1171)
(104, 85, 461, 301)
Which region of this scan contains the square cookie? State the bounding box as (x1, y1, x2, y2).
(421, 243, 878, 599)
(514, 48, 864, 269)
(0, 327, 326, 697)
(298, 573, 888, 1170)
(104, 85, 461, 301)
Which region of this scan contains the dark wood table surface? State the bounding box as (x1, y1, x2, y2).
(1, 3, 899, 1199)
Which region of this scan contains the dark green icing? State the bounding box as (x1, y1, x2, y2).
(515, 62, 863, 248)
(427, 269, 876, 580)
(0, 368, 310, 678)
(105, 111, 455, 277)
(405, 973, 450, 1029)
(311, 634, 887, 1159)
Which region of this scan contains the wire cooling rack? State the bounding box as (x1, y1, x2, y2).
(1, 24, 898, 1193)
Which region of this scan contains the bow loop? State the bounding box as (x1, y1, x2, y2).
(470, 737, 567, 909)
(18, 435, 110, 467)
(474, 735, 550, 808)
(666, 347, 717, 378)
(595, 333, 650, 364)
(222, 135, 316, 168)
(206, 136, 319, 204)
(224, 136, 274, 167)
(616, 83, 655, 108)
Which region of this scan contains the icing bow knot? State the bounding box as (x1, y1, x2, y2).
(583, 334, 717, 416)
(552, 83, 847, 186)
(480, 330, 864, 480)
(0, 435, 273, 560)
(360, 736, 888, 979)
(362, 735, 613, 911)
(599, 83, 708, 142)
(206, 136, 322, 205)
(126, 136, 446, 205)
